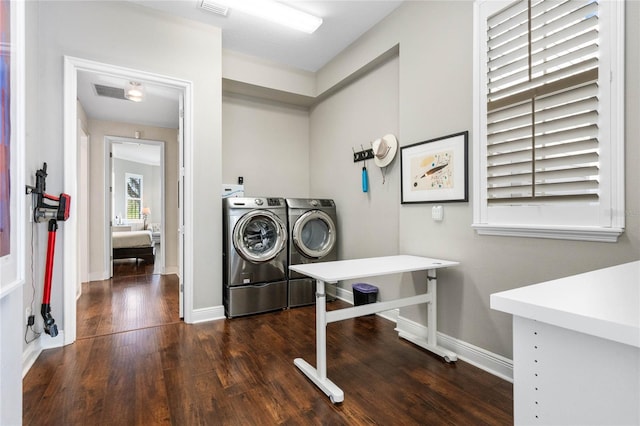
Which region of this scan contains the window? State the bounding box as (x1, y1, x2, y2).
(125, 173, 143, 220)
(473, 0, 625, 242)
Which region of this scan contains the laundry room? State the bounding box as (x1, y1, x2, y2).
(221, 50, 401, 307)
(7, 0, 640, 423)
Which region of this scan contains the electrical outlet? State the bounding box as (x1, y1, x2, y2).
(25, 307, 32, 324)
(432, 205, 444, 221)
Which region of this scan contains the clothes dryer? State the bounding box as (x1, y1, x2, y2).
(286, 198, 338, 307)
(223, 197, 288, 317)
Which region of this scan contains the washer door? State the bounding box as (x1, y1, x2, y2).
(292, 210, 336, 259)
(233, 210, 287, 263)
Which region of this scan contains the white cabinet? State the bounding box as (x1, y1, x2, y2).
(492, 262, 640, 425)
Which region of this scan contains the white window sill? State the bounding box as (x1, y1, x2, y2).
(472, 224, 624, 243)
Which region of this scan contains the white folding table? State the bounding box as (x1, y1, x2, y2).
(289, 255, 459, 403)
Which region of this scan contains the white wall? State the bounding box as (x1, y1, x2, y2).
(0, 288, 22, 425)
(314, 0, 640, 359)
(24, 0, 222, 351)
(222, 94, 310, 198)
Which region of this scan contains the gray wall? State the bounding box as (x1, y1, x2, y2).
(315, 0, 640, 358)
(222, 94, 310, 198)
(113, 158, 161, 225)
(310, 55, 401, 298)
(87, 119, 179, 278)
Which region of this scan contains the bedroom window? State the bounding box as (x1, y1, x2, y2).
(125, 173, 143, 220)
(472, 0, 625, 242)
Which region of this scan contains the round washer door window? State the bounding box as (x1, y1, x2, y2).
(292, 210, 336, 259)
(233, 210, 287, 263)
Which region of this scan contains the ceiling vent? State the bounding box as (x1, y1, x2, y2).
(94, 84, 127, 101)
(199, 0, 229, 16)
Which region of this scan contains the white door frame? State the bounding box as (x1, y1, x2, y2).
(63, 56, 194, 345)
(106, 136, 166, 276)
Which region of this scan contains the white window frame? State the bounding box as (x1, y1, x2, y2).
(472, 0, 625, 242)
(125, 172, 143, 220)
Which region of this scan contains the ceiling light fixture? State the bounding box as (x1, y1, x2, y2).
(125, 81, 144, 102)
(202, 0, 323, 34)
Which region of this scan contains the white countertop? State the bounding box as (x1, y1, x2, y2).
(289, 255, 459, 283)
(491, 261, 640, 348)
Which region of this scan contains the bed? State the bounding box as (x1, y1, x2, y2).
(112, 228, 155, 264)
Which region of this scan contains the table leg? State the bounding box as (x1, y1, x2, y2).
(294, 279, 344, 403)
(424, 269, 457, 362)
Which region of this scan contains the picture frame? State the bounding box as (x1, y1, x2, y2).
(0, 0, 26, 299)
(400, 131, 468, 204)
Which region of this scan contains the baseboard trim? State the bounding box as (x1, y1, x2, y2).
(395, 316, 513, 382)
(22, 341, 42, 379)
(22, 330, 65, 378)
(164, 266, 179, 275)
(89, 270, 108, 282)
(189, 305, 225, 324)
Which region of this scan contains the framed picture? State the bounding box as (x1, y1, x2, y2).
(0, 0, 25, 299)
(400, 131, 468, 204)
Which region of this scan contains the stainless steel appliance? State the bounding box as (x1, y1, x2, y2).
(286, 198, 338, 307)
(223, 197, 288, 317)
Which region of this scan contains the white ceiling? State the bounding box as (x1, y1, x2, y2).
(77, 1, 403, 130)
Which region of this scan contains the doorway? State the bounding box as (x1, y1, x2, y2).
(63, 56, 193, 345)
(107, 136, 166, 277)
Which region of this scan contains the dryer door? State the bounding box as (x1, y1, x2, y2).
(233, 210, 287, 263)
(292, 210, 336, 259)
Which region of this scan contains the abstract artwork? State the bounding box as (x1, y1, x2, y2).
(401, 131, 468, 204)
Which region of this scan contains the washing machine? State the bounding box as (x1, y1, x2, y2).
(286, 198, 338, 307)
(223, 197, 288, 318)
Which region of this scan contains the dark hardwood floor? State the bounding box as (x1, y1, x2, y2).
(24, 267, 513, 425)
(77, 260, 180, 339)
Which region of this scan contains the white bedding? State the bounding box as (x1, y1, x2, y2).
(112, 230, 153, 249)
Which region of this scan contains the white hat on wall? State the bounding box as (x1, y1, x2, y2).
(371, 134, 398, 168)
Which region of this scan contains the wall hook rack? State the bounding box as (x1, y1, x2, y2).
(353, 147, 374, 163)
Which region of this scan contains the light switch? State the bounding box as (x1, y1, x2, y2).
(432, 205, 443, 221)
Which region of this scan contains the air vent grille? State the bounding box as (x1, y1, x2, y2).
(94, 84, 127, 100)
(200, 0, 229, 16)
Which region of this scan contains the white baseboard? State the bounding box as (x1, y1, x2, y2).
(395, 315, 513, 382)
(22, 341, 42, 379)
(22, 330, 65, 378)
(189, 305, 226, 324)
(164, 266, 179, 275)
(88, 270, 108, 282)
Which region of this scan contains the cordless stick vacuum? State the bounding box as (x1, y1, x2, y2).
(26, 163, 71, 337)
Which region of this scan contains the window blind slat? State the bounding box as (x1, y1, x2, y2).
(488, 124, 533, 145)
(535, 110, 598, 135)
(535, 166, 599, 183)
(488, 137, 534, 155)
(536, 138, 598, 157)
(535, 124, 598, 145)
(535, 97, 598, 123)
(531, 1, 598, 35)
(534, 151, 599, 170)
(531, 43, 598, 78)
(488, 101, 531, 124)
(535, 82, 598, 110)
(488, 111, 532, 134)
(488, 63, 597, 108)
(531, 17, 598, 55)
(487, 160, 532, 177)
(488, 0, 528, 34)
(488, 31, 529, 63)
